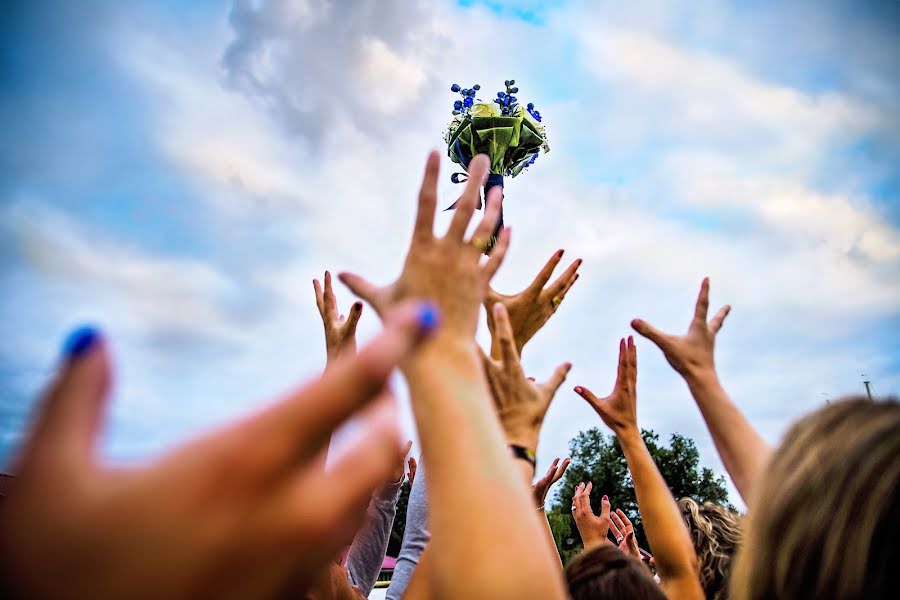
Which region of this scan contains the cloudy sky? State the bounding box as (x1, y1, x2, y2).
(2, 0, 898, 506)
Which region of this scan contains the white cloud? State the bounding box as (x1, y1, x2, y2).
(3, 0, 897, 507)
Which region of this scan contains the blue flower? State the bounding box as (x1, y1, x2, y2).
(497, 91, 505, 99)
(468, 88, 476, 97)
(527, 102, 534, 110)
(473, 84, 481, 90)
(451, 83, 460, 92)
(454, 100, 463, 110)
(463, 96, 474, 107)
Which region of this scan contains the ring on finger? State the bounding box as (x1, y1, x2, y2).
(552, 296, 561, 307)
(616, 537, 624, 544)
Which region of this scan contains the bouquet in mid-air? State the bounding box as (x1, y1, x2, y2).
(443, 79, 550, 253)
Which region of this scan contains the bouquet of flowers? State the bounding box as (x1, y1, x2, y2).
(443, 79, 549, 253)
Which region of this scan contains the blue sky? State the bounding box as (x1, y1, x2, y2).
(2, 0, 898, 507)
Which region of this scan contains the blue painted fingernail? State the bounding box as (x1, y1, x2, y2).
(417, 302, 441, 334)
(62, 326, 101, 360)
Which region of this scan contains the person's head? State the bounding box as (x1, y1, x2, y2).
(565, 544, 665, 600)
(678, 497, 742, 600)
(732, 396, 900, 600)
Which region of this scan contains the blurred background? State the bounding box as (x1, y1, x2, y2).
(1, 0, 898, 508)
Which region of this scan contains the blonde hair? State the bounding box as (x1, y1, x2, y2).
(678, 497, 742, 600)
(732, 396, 900, 600)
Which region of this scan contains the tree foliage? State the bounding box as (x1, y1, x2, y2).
(387, 428, 731, 564)
(548, 427, 732, 564)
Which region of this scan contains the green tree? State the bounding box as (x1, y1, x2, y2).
(548, 427, 732, 564)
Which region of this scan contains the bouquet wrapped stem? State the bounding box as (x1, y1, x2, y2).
(443, 80, 549, 254)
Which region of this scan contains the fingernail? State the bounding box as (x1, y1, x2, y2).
(62, 326, 101, 360)
(574, 386, 582, 393)
(557, 249, 564, 257)
(603, 495, 608, 502)
(417, 302, 441, 334)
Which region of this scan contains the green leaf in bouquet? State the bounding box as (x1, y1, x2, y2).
(470, 117, 523, 173)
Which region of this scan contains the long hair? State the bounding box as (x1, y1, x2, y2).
(732, 396, 900, 600)
(565, 544, 665, 600)
(678, 497, 742, 600)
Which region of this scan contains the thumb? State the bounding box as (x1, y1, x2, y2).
(338, 272, 381, 308)
(19, 327, 112, 468)
(599, 493, 611, 521)
(630, 318, 670, 350)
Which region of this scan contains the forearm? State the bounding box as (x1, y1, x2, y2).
(618, 429, 702, 596)
(684, 369, 773, 503)
(402, 337, 566, 599)
(346, 481, 402, 597)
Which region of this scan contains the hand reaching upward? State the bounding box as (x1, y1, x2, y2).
(314, 271, 363, 363)
(631, 277, 730, 379)
(485, 249, 581, 357)
(340, 152, 509, 341)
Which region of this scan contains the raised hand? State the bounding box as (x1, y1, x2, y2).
(0, 303, 436, 600)
(532, 457, 570, 510)
(480, 303, 571, 453)
(631, 277, 729, 379)
(575, 336, 637, 435)
(609, 508, 642, 561)
(340, 152, 509, 341)
(314, 271, 363, 363)
(485, 249, 581, 357)
(571, 482, 612, 551)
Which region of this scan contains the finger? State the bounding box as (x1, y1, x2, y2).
(246, 302, 439, 467)
(546, 258, 582, 298)
(631, 318, 671, 351)
(338, 272, 381, 307)
(283, 396, 402, 555)
(627, 336, 637, 388)
(413, 150, 440, 241)
(21, 327, 112, 467)
(324, 271, 337, 318)
(528, 249, 564, 293)
(599, 493, 610, 521)
(610, 510, 625, 534)
(481, 226, 511, 282)
(554, 457, 571, 483)
(408, 456, 417, 483)
(313, 279, 325, 317)
(574, 385, 601, 410)
(446, 154, 489, 241)
(709, 304, 731, 334)
(545, 458, 559, 480)
(543, 362, 572, 398)
(491, 303, 522, 375)
(694, 277, 710, 322)
(615, 338, 627, 389)
(608, 515, 622, 540)
(401, 439, 413, 458)
(344, 302, 363, 337)
(552, 273, 579, 309)
(468, 185, 503, 251)
(616, 508, 634, 531)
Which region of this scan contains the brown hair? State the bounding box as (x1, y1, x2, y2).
(678, 497, 742, 600)
(732, 396, 900, 600)
(565, 544, 665, 600)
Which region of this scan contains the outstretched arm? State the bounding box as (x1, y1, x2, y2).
(632, 278, 772, 503)
(340, 152, 568, 600)
(577, 337, 703, 600)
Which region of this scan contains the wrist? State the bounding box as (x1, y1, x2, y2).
(616, 427, 643, 449)
(682, 364, 718, 386)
